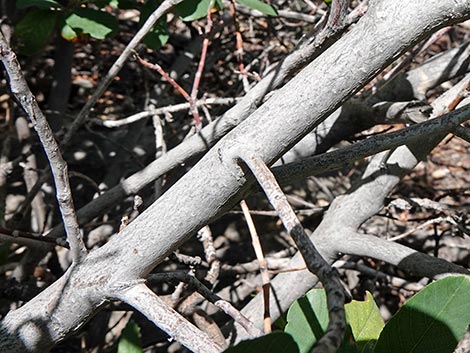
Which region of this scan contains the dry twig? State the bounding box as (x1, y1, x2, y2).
(0, 31, 87, 263)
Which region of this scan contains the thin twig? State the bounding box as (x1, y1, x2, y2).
(0, 136, 12, 227)
(239, 154, 346, 353)
(134, 52, 201, 127)
(15, 117, 47, 232)
(240, 200, 272, 333)
(235, 4, 320, 23)
(0, 227, 68, 248)
(229, 1, 251, 80)
(62, 0, 185, 147)
(335, 260, 425, 291)
(148, 272, 262, 337)
(197, 226, 220, 286)
(152, 115, 166, 199)
(0, 31, 87, 263)
(220, 256, 291, 275)
(447, 79, 470, 112)
(387, 216, 448, 242)
(189, 0, 216, 128)
(229, 208, 324, 217)
(174, 226, 225, 344)
(94, 98, 237, 128)
(45, 4, 364, 241)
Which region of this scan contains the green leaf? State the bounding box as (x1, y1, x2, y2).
(284, 289, 358, 353)
(285, 289, 329, 353)
(143, 20, 169, 50)
(223, 332, 299, 353)
(139, 0, 169, 50)
(236, 0, 278, 16)
(345, 292, 383, 353)
(117, 320, 143, 353)
(176, 0, 220, 22)
(60, 23, 77, 41)
(374, 276, 470, 353)
(16, 0, 62, 10)
(109, 0, 119, 8)
(16, 10, 58, 55)
(65, 8, 118, 40)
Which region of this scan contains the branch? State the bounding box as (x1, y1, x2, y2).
(240, 200, 272, 333)
(189, 0, 216, 128)
(46, 2, 362, 240)
(94, 98, 237, 128)
(1, 1, 469, 352)
(115, 283, 221, 353)
(149, 272, 262, 337)
(239, 154, 346, 353)
(134, 52, 202, 126)
(230, 69, 470, 344)
(0, 227, 67, 248)
(61, 0, 185, 147)
(46, 36, 470, 242)
(0, 31, 86, 263)
(273, 104, 470, 184)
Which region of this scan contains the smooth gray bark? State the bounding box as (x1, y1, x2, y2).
(1, 1, 470, 352)
(230, 78, 470, 344)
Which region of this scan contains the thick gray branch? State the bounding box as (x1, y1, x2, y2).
(1, 1, 469, 351)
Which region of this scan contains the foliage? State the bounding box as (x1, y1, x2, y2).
(226, 276, 470, 353)
(16, 0, 63, 10)
(138, 0, 169, 52)
(223, 332, 299, 353)
(345, 292, 384, 353)
(117, 319, 143, 353)
(236, 0, 278, 17)
(283, 289, 380, 353)
(15, 9, 57, 54)
(374, 275, 470, 353)
(65, 8, 118, 40)
(14, 0, 277, 54)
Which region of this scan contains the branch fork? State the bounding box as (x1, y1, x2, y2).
(235, 151, 347, 353)
(115, 282, 222, 353)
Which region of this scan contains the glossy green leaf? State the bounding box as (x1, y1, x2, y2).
(65, 8, 118, 40)
(285, 289, 329, 353)
(176, 0, 221, 22)
(223, 332, 299, 353)
(236, 0, 277, 16)
(374, 276, 470, 353)
(16, 10, 58, 55)
(345, 292, 383, 353)
(16, 0, 62, 10)
(117, 320, 143, 353)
